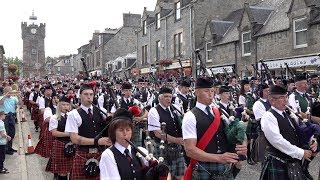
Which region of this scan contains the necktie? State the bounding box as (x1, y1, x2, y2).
(64, 114, 67, 120)
(126, 99, 130, 104)
(88, 108, 93, 119)
(206, 106, 214, 120)
(124, 149, 132, 162)
(282, 112, 296, 130)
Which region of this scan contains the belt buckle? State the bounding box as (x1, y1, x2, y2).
(89, 148, 98, 154)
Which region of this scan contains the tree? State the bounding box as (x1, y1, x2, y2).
(4, 56, 22, 76)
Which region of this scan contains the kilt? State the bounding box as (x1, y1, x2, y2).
(133, 124, 142, 147)
(153, 143, 185, 176)
(70, 151, 102, 180)
(192, 162, 234, 180)
(34, 123, 53, 158)
(260, 156, 306, 180)
(31, 107, 39, 121)
(50, 140, 73, 174)
(246, 117, 259, 140)
(45, 155, 53, 172)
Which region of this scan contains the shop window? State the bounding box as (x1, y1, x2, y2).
(293, 17, 308, 48)
(175, 1, 181, 21)
(242, 31, 251, 56)
(206, 42, 212, 62)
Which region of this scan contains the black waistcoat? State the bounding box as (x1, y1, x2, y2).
(259, 99, 271, 111)
(191, 107, 228, 155)
(266, 109, 300, 159)
(218, 102, 230, 115)
(120, 97, 134, 110)
(110, 146, 143, 180)
(32, 92, 38, 102)
(78, 107, 105, 148)
(56, 115, 70, 142)
(45, 97, 56, 114)
(177, 94, 189, 113)
(155, 105, 182, 139)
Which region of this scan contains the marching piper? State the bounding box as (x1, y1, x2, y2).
(148, 86, 185, 179)
(65, 84, 112, 180)
(182, 77, 247, 180)
(260, 85, 317, 180)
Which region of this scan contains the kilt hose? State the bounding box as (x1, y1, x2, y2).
(48, 140, 73, 174)
(192, 162, 234, 180)
(260, 156, 307, 180)
(70, 151, 102, 180)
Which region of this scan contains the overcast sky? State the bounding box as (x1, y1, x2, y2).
(0, 0, 156, 58)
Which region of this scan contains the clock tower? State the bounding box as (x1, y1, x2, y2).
(21, 11, 46, 78)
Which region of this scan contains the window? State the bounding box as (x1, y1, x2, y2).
(174, 33, 183, 57)
(57, 67, 61, 72)
(175, 1, 181, 20)
(142, 45, 148, 65)
(143, 20, 147, 35)
(99, 35, 103, 45)
(156, 41, 161, 61)
(117, 61, 122, 69)
(31, 49, 37, 55)
(156, 13, 161, 29)
(206, 42, 212, 62)
(293, 17, 308, 48)
(64, 59, 70, 64)
(242, 31, 251, 56)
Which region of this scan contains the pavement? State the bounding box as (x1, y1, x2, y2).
(1, 106, 319, 180)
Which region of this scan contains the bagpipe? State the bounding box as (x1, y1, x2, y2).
(125, 139, 170, 180)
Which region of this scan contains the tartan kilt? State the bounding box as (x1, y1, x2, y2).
(192, 162, 234, 180)
(260, 156, 306, 180)
(153, 143, 186, 176)
(50, 140, 73, 174)
(133, 124, 142, 147)
(35, 124, 53, 158)
(246, 117, 259, 140)
(45, 156, 54, 172)
(70, 151, 102, 180)
(31, 108, 39, 121)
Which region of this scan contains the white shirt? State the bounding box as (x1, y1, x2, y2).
(252, 98, 268, 120)
(261, 106, 304, 160)
(182, 102, 214, 140)
(65, 104, 107, 133)
(43, 107, 53, 122)
(147, 103, 179, 131)
(110, 97, 142, 114)
(98, 94, 105, 108)
(288, 90, 309, 113)
(49, 112, 67, 131)
(99, 143, 148, 180)
(238, 95, 246, 106)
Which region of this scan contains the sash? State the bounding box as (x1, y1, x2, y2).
(184, 107, 221, 180)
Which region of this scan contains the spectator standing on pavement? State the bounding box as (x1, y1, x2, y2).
(0, 111, 11, 174)
(0, 86, 22, 155)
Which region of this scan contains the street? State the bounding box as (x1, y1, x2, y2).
(2, 106, 319, 180)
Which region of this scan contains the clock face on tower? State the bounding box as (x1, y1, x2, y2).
(31, 28, 37, 34)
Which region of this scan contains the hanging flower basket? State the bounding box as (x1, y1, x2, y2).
(8, 64, 18, 75)
(159, 60, 173, 67)
(7, 75, 19, 82)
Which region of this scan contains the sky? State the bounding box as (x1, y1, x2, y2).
(0, 0, 157, 58)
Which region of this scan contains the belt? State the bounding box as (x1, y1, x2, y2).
(77, 146, 105, 154)
(267, 154, 298, 163)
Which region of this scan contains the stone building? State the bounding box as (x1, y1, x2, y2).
(0, 45, 5, 79)
(202, 0, 320, 78)
(52, 55, 77, 78)
(21, 11, 46, 78)
(136, 0, 257, 78)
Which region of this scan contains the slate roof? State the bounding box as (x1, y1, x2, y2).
(305, 0, 320, 7)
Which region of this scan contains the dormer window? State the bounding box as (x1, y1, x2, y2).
(175, 1, 181, 21)
(242, 31, 251, 57)
(143, 20, 147, 35)
(156, 13, 161, 29)
(206, 42, 212, 62)
(293, 17, 308, 49)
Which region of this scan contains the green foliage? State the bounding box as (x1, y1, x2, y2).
(4, 56, 22, 76)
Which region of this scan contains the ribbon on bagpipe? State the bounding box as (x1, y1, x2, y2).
(125, 139, 170, 180)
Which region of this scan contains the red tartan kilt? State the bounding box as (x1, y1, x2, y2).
(39, 120, 47, 139)
(34, 125, 53, 158)
(31, 108, 39, 121)
(49, 140, 73, 174)
(70, 151, 102, 180)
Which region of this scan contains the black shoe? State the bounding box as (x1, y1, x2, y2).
(303, 171, 314, 180)
(5, 151, 14, 155)
(2, 168, 8, 171)
(9, 148, 18, 152)
(0, 168, 9, 174)
(35, 129, 39, 132)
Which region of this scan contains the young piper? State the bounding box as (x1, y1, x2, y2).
(0, 111, 11, 174)
(48, 96, 73, 180)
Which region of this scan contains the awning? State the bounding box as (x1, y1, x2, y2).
(206, 65, 233, 74)
(164, 59, 191, 70)
(257, 55, 320, 70)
